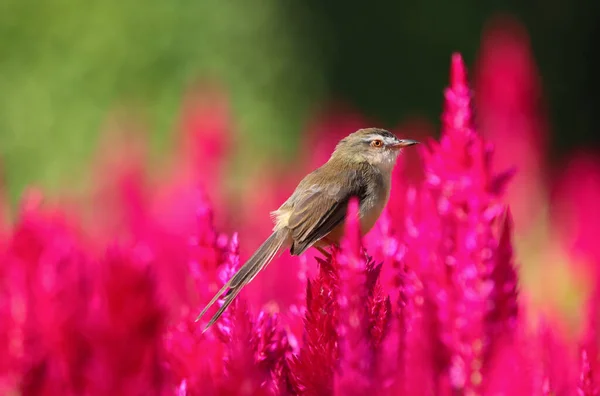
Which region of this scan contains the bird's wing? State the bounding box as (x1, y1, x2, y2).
(286, 168, 366, 255)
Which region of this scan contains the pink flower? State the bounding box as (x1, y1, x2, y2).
(3, 197, 93, 395)
(288, 252, 340, 394)
(475, 15, 549, 234)
(334, 198, 391, 395)
(404, 53, 519, 393)
(89, 245, 167, 395)
(579, 349, 598, 396)
(552, 154, 600, 275)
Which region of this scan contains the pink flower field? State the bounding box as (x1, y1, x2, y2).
(0, 17, 599, 395)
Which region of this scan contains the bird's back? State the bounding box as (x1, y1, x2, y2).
(271, 157, 389, 251)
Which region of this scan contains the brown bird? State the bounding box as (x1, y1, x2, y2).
(196, 128, 418, 331)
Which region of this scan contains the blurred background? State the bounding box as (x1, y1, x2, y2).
(1, 0, 598, 203)
(0, 0, 600, 347)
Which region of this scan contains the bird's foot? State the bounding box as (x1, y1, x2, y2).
(315, 246, 331, 258)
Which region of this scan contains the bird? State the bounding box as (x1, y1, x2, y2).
(196, 128, 419, 331)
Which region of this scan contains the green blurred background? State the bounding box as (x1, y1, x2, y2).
(0, 0, 598, 203)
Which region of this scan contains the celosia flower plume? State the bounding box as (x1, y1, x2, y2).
(401, 52, 519, 394)
(475, 15, 549, 235)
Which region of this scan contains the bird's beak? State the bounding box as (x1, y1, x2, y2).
(390, 139, 419, 149)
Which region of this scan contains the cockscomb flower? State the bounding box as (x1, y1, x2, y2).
(289, 198, 393, 395)
(579, 260, 600, 393)
(3, 196, 93, 395)
(213, 232, 244, 342)
(89, 245, 167, 395)
(202, 233, 294, 395)
(486, 210, 519, 353)
(536, 316, 578, 394)
(288, 251, 340, 394)
(475, 15, 549, 234)
(203, 233, 266, 395)
(404, 53, 519, 393)
(175, 86, 233, 221)
(252, 312, 295, 394)
(579, 349, 598, 396)
(552, 154, 600, 275)
(334, 198, 391, 395)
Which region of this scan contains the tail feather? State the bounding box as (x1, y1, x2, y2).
(196, 231, 286, 332)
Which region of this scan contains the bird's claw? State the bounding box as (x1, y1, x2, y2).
(315, 246, 331, 258)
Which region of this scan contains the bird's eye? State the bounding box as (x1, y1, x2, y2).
(370, 139, 383, 148)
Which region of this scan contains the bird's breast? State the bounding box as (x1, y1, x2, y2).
(317, 181, 390, 246)
(360, 192, 388, 235)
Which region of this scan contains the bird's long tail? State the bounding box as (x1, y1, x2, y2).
(195, 230, 287, 332)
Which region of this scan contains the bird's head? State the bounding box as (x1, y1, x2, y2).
(332, 128, 419, 172)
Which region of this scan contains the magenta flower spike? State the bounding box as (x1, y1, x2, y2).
(91, 245, 167, 395)
(552, 154, 600, 275)
(403, 53, 520, 394)
(288, 252, 340, 394)
(334, 197, 374, 395)
(4, 200, 94, 395)
(475, 16, 549, 234)
(579, 348, 598, 396)
(486, 210, 519, 350)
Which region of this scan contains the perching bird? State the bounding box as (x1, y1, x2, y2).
(196, 128, 419, 331)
